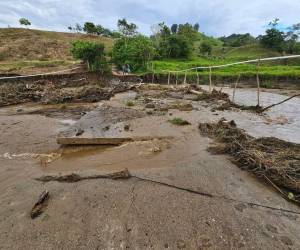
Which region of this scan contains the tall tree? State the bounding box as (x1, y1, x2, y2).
(117, 18, 138, 37)
(193, 23, 200, 32)
(171, 24, 178, 34)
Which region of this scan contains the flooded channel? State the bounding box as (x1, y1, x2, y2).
(201, 85, 300, 143)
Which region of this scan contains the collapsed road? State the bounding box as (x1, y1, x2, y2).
(0, 78, 300, 249)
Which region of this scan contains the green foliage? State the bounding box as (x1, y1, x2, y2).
(126, 100, 135, 107)
(112, 35, 156, 71)
(70, 40, 108, 72)
(220, 33, 256, 47)
(260, 28, 286, 52)
(19, 18, 31, 26)
(83, 22, 97, 34)
(168, 118, 191, 126)
(177, 23, 198, 43)
(200, 42, 212, 56)
(171, 24, 178, 34)
(117, 18, 138, 37)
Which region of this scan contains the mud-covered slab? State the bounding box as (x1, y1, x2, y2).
(59, 104, 147, 138)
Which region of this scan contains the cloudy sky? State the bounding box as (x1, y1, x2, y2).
(0, 0, 299, 37)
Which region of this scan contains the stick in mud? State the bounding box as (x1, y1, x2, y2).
(31, 190, 50, 219)
(260, 94, 300, 113)
(232, 74, 241, 102)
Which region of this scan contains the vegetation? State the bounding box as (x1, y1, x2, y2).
(259, 19, 300, 54)
(168, 118, 191, 126)
(70, 40, 108, 72)
(220, 33, 256, 47)
(112, 35, 155, 71)
(19, 18, 31, 26)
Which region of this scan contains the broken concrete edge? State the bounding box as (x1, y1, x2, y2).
(56, 136, 174, 146)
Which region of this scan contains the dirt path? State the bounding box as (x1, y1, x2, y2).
(0, 86, 300, 249)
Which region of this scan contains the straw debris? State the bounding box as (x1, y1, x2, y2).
(199, 118, 300, 202)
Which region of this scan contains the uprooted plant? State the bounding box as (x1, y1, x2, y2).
(199, 118, 300, 203)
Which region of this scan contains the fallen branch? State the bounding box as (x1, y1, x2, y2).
(35, 169, 131, 183)
(34, 170, 300, 214)
(260, 94, 300, 113)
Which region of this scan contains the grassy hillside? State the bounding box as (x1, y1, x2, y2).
(216, 44, 281, 60)
(0, 28, 114, 73)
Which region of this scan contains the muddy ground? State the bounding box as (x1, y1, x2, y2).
(0, 82, 300, 249)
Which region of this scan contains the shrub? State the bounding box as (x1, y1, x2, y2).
(112, 35, 156, 71)
(70, 40, 109, 72)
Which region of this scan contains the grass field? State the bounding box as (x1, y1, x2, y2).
(150, 44, 300, 79)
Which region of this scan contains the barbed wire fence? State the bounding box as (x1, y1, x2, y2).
(152, 55, 300, 107)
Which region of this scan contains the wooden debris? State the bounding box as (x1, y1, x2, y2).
(30, 190, 50, 219)
(57, 137, 132, 145)
(35, 169, 132, 183)
(57, 136, 173, 146)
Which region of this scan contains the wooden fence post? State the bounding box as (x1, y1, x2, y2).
(151, 63, 154, 84)
(176, 72, 178, 86)
(232, 74, 241, 102)
(256, 59, 261, 106)
(184, 71, 187, 84)
(196, 69, 200, 85)
(209, 67, 212, 92)
(167, 72, 170, 85)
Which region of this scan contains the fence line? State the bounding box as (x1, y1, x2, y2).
(0, 67, 81, 80)
(160, 54, 300, 73)
(154, 54, 300, 107)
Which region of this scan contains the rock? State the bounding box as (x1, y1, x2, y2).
(124, 124, 130, 131)
(16, 108, 23, 113)
(145, 103, 155, 109)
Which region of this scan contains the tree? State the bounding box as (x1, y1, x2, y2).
(83, 22, 97, 34)
(200, 42, 212, 56)
(75, 23, 83, 33)
(68, 26, 73, 32)
(117, 18, 138, 37)
(260, 28, 285, 52)
(19, 18, 31, 26)
(70, 41, 108, 72)
(193, 23, 200, 32)
(112, 35, 156, 71)
(171, 24, 178, 34)
(177, 23, 198, 42)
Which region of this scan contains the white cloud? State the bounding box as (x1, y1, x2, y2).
(0, 0, 299, 36)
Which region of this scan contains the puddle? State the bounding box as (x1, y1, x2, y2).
(200, 85, 300, 143)
(44, 132, 206, 173)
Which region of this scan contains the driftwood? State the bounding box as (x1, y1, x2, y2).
(260, 94, 300, 113)
(35, 169, 132, 183)
(57, 136, 173, 146)
(30, 190, 50, 219)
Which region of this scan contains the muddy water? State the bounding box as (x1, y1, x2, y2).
(201, 85, 300, 143)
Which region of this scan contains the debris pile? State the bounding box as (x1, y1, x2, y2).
(0, 79, 132, 106)
(199, 118, 300, 201)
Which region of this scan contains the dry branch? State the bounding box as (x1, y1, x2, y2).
(260, 94, 300, 113)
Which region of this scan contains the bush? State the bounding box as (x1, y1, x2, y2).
(70, 40, 109, 72)
(112, 35, 156, 72)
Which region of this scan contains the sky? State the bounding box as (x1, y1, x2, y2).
(0, 0, 299, 37)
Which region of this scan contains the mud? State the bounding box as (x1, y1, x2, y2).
(1, 83, 300, 249)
